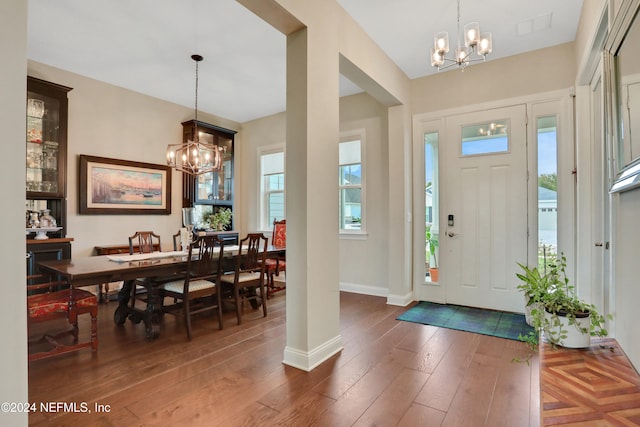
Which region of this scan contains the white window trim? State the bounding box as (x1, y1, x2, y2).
(339, 129, 366, 236)
(258, 143, 286, 232)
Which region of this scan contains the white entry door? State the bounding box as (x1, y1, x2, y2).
(443, 105, 528, 313)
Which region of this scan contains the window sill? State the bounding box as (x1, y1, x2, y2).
(339, 232, 368, 240)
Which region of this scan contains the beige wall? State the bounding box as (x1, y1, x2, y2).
(27, 61, 240, 258)
(411, 42, 576, 115)
(1, 0, 29, 424)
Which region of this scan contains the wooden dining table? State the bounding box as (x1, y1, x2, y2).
(37, 245, 285, 340)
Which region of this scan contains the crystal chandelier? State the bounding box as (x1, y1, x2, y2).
(166, 54, 222, 175)
(430, 0, 492, 71)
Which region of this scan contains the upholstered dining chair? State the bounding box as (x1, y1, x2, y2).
(264, 219, 286, 297)
(158, 234, 225, 340)
(220, 233, 269, 325)
(27, 274, 98, 362)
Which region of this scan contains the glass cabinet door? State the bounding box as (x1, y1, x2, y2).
(195, 135, 233, 204)
(182, 120, 236, 207)
(26, 91, 62, 195)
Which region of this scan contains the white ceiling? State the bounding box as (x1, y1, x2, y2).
(27, 0, 584, 123)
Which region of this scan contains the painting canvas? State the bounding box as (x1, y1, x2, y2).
(79, 155, 171, 214)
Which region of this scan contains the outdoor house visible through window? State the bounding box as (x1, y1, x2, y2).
(461, 120, 509, 156)
(537, 116, 558, 268)
(339, 139, 362, 231)
(260, 150, 285, 229)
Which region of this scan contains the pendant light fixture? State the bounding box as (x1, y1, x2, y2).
(430, 0, 493, 71)
(166, 54, 222, 175)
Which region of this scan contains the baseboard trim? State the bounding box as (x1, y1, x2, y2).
(282, 334, 344, 372)
(386, 292, 414, 307)
(339, 282, 388, 297)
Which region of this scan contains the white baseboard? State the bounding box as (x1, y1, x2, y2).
(339, 282, 415, 306)
(339, 281, 388, 297)
(282, 334, 344, 372)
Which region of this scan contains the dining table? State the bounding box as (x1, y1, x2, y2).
(37, 245, 285, 340)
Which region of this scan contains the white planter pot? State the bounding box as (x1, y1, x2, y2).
(524, 299, 543, 327)
(544, 311, 591, 348)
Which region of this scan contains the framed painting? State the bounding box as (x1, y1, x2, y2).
(79, 155, 171, 215)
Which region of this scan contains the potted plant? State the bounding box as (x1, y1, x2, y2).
(426, 226, 439, 282)
(206, 208, 233, 231)
(516, 261, 552, 326)
(516, 254, 611, 350)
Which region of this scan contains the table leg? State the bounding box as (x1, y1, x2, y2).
(143, 280, 160, 341)
(113, 279, 133, 325)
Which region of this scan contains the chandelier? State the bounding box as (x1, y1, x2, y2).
(430, 0, 492, 71)
(166, 54, 222, 175)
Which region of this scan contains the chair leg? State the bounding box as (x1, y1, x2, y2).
(260, 280, 268, 318)
(216, 291, 224, 330)
(184, 298, 192, 341)
(90, 306, 98, 352)
(234, 284, 242, 325)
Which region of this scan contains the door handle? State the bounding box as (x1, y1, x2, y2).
(594, 242, 610, 249)
(447, 232, 458, 237)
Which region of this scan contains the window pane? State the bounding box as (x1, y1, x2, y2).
(340, 164, 361, 185)
(340, 188, 361, 230)
(537, 116, 558, 268)
(425, 131, 439, 280)
(461, 120, 509, 156)
(268, 192, 285, 222)
(267, 173, 284, 191)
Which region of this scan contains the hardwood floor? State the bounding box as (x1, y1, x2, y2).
(28, 291, 539, 426)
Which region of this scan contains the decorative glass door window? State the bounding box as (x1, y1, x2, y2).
(461, 120, 509, 156)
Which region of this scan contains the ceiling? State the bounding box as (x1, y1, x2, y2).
(27, 0, 584, 123)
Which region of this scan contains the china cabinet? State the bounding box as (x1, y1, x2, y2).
(181, 120, 237, 230)
(26, 76, 73, 278)
(26, 76, 72, 238)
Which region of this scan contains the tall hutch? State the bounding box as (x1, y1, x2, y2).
(181, 120, 237, 239)
(26, 76, 73, 277)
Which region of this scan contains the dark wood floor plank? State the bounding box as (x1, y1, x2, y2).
(353, 367, 430, 426)
(27, 292, 544, 426)
(414, 329, 481, 412)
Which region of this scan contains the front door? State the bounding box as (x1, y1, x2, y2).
(442, 105, 528, 312)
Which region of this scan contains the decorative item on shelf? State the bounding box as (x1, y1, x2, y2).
(39, 209, 57, 228)
(430, 0, 492, 71)
(516, 253, 612, 352)
(206, 208, 232, 231)
(27, 99, 45, 118)
(166, 55, 223, 175)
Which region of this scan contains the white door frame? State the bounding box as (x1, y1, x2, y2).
(412, 89, 575, 303)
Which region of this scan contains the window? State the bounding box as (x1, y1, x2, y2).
(260, 149, 285, 229)
(537, 115, 558, 268)
(461, 120, 509, 156)
(425, 131, 439, 279)
(339, 137, 363, 232)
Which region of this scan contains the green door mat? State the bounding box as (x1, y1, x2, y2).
(396, 301, 533, 341)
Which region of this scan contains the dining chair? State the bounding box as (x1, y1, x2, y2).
(126, 231, 165, 310)
(27, 274, 98, 362)
(98, 231, 162, 304)
(220, 233, 269, 325)
(158, 234, 225, 340)
(264, 219, 286, 297)
(129, 231, 161, 254)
